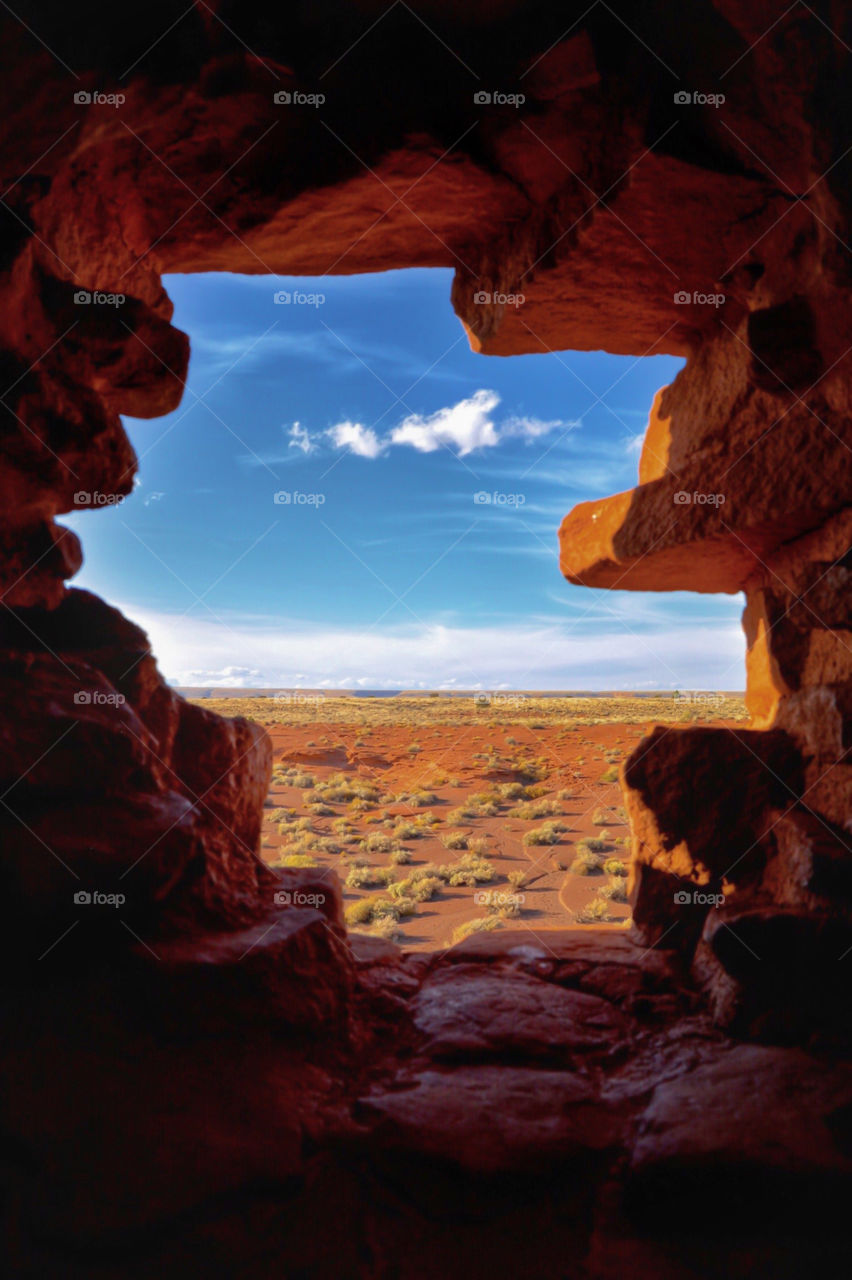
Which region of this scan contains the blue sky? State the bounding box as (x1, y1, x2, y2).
(65, 268, 745, 689)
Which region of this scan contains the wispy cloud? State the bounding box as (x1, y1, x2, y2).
(327, 420, 385, 459)
(243, 391, 578, 467)
(116, 603, 745, 692)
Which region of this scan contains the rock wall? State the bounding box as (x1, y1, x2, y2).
(1, 1, 851, 1275)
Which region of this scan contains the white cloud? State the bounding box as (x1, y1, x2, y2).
(115, 604, 745, 692)
(288, 423, 316, 455)
(327, 420, 386, 459)
(390, 389, 500, 455)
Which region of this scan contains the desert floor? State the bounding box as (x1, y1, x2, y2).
(195, 694, 746, 951)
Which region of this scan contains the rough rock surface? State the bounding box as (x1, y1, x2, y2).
(1, 2, 851, 1276)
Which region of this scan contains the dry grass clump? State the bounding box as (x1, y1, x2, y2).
(395, 789, 439, 807)
(577, 836, 607, 853)
(389, 870, 444, 902)
(358, 832, 402, 855)
(273, 767, 315, 789)
(452, 915, 504, 943)
(441, 829, 469, 850)
(575, 896, 612, 923)
(603, 858, 628, 877)
(599, 766, 620, 784)
(570, 849, 604, 875)
(523, 821, 568, 846)
(436, 852, 495, 886)
(276, 852, 318, 868)
(597, 877, 628, 903)
(510, 798, 561, 820)
(315, 773, 382, 805)
(345, 864, 397, 889)
(389, 847, 413, 865)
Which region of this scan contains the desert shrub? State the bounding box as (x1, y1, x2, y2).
(498, 781, 527, 800)
(598, 877, 628, 903)
(267, 808, 293, 823)
(437, 852, 495, 886)
(511, 798, 560, 820)
(452, 916, 504, 943)
(316, 773, 381, 804)
(571, 849, 604, 875)
(276, 769, 315, 789)
(389, 847, 413, 865)
(359, 832, 399, 855)
(393, 820, 422, 840)
(467, 836, 489, 856)
(441, 830, 469, 850)
(397, 789, 439, 807)
(345, 896, 403, 929)
(389, 872, 443, 902)
(577, 836, 607, 853)
(277, 853, 317, 868)
(603, 858, 627, 877)
(575, 896, 612, 923)
(592, 808, 616, 825)
(506, 869, 528, 889)
(523, 821, 567, 846)
(599, 766, 619, 784)
(308, 802, 336, 816)
(345, 865, 397, 890)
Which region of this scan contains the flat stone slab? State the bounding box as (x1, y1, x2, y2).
(628, 1044, 852, 1222)
(412, 962, 626, 1060)
(361, 1065, 626, 1174)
